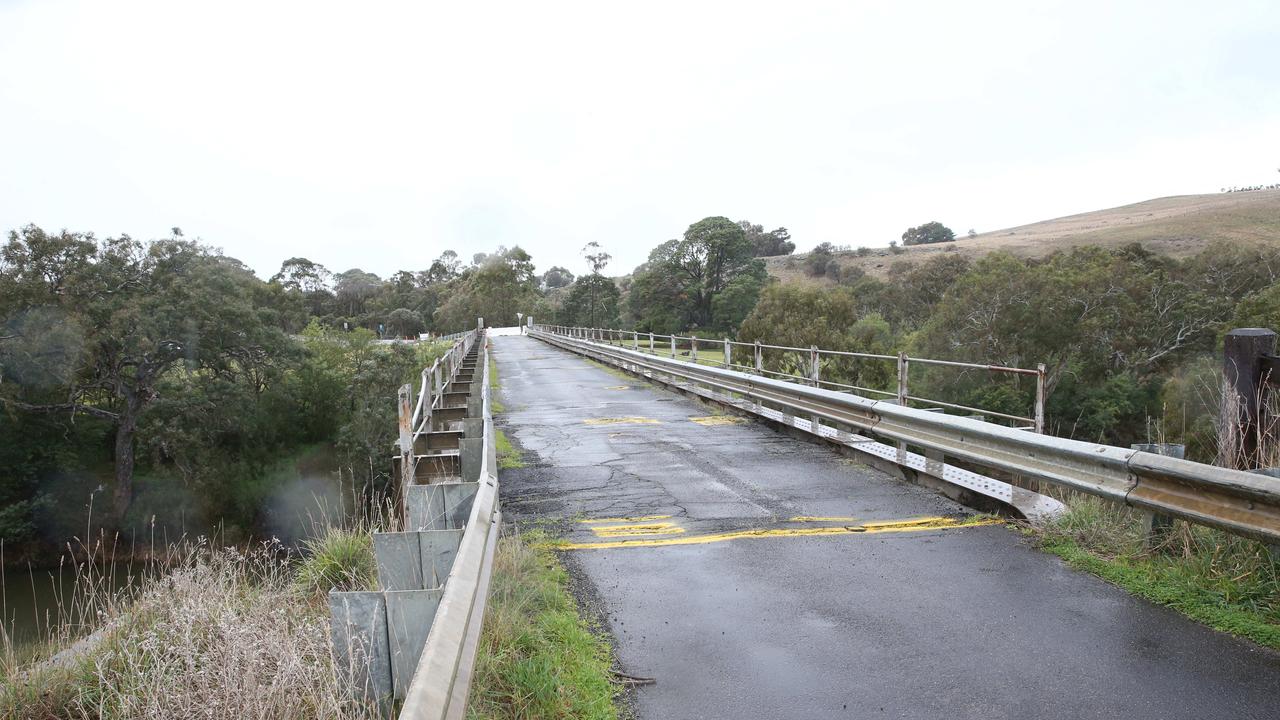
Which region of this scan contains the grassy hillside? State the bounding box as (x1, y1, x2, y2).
(767, 189, 1280, 282)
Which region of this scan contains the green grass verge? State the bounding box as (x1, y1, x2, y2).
(496, 429, 526, 469)
(468, 530, 619, 720)
(1036, 495, 1280, 649)
(489, 350, 506, 413)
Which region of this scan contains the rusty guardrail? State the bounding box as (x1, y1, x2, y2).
(531, 326, 1280, 543)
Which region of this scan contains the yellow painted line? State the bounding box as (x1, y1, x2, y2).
(583, 417, 660, 425)
(591, 522, 685, 538)
(790, 516, 859, 523)
(604, 385, 630, 390)
(557, 517, 1000, 551)
(689, 415, 745, 426)
(580, 514, 672, 524)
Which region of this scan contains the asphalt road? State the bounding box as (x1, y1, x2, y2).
(492, 334, 1280, 720)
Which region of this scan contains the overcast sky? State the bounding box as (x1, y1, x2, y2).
(1, 1, 1277, 280)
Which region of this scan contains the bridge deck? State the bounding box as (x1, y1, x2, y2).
(493, 335, 1280, 719)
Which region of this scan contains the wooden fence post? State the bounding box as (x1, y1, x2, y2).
(1221, 328, 1277, 470)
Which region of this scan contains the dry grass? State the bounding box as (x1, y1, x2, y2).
(1, 533, 381, 720)
(769, 189, 1280, 281)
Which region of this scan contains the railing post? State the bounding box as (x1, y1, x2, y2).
(476, 317, 483, 330)
(1034, 363, 1047, 434)
(724, 338, 731, 368)
(649, 332, 655, 353)
(754, 340, 763, 374)
(421, 369, 433, 432)
(1221, 328, 1277, 469)
(634, 331, 639, 350)
(691, 337, 698, 364)
(896, 352, 909, 406)
(670, 335, 676, 358)
(1132, 443, 1184, 549)
(397, 383, 414, 512)
(810, 346, 820, 387)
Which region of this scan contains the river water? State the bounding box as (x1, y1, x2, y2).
(2, 443, 354, 658)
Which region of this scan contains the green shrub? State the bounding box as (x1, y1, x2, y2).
(294, 527, 375, 596)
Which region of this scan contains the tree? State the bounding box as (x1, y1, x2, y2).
(0, 226, 291, 524)
(541, 266, 574, 290)
(805, 242, 836, 276)
(561, 275, 621, 328)
(386, 308, 425, 337)
(333, 269, 384, 318)
(739, 221, 795, 257)
(629, 219, 767, 330)
(901, 221, 956, 246)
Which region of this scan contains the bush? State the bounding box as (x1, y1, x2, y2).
(294, 526, 376, 596)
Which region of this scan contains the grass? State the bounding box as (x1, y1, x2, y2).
(496, 429, 526, 470)
(467, 530, 618, 720)
(489, 347, 507, 414)
(1, 522, 389, 720)
(294, 527, 376, 597)
(1034, 493, 1280, 649)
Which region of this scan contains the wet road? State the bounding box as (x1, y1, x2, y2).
(492, 335, 1280, 719)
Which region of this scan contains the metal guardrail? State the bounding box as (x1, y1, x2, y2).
(531, 326, 1280, 543)
(541, 324, 1047, 432)
(332, 324, 499, 719)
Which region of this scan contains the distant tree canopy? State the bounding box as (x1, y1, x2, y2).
(629, 217, 768, 332)
(740, 220, 795, 257)
(901, 221, 955, 246)
(541, 266, 574, 291)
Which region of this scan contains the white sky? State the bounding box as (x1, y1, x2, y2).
(1, 0, 1277, 280)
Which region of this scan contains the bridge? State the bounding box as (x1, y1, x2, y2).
(333, 322, 1280, 719)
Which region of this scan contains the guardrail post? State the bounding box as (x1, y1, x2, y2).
(1034, 364, 1047, 434)
(754, 340, 763, 374)
(1222, 328, 1277, 470)
(1131, 443, 1184, 549)
(724, 338, 731, 368)
(633, 331, 639, 350)
(398, 384, 414, 510)
(810, 346, 820, 387)
(670, 335, 676, 358)
(649, 332, 655, 353)
(476, 317, 483, 330)
(896, 352, 909, 406)
(691, 337, 698, 364)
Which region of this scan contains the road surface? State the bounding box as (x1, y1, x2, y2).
(492, 334, 1280, 719)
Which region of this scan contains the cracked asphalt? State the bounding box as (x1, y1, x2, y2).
(493, 334, 1280, 719)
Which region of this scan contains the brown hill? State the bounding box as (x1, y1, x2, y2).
(766, 189, 1280, 283)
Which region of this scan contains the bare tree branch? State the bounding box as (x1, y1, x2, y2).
(1, 398, 120, 421)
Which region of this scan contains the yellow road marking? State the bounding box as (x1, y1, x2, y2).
(583, 417, 660, 425)
(689, 415, 745, 426)
(591, 522, 685, 538)
(580, 514, 672, 524)
(790, 516, 859, 523)
(556, 517, 1000, 550)
(605, 385, 630, 390)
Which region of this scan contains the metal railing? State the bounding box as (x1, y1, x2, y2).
(531, 327, 1280, 544)
(539, 325, 1047, 433)
(332, 325, 499, 720)
(399, 333, 499, 720)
